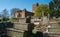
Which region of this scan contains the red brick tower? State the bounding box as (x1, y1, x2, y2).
(32, 3, 39, 13)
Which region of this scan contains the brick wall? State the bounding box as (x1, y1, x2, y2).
(15, 10, 25, 18)
(32, 3, 39, 13)
(15, 12, 19, 18)
(21, 10, 25, 18)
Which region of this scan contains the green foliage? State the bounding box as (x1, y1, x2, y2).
(49, 0, 60, 18)
(0, 18, 9, 22)
(7, 19, 16, 22)
(34, 4, 50, 18)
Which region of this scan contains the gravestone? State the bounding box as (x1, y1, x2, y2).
(35, 31, 43, 37)
(41, 16, 49, 25)
(43, 33, 48, 37)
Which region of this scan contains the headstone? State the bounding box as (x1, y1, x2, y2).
(43, 33, 48, 37)
(35, 31, 43, 37)
(41, 16, 49, 25)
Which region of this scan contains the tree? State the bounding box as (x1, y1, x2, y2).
(1, 9, 9, 21)
(2, 9, 9, 18)
(34, 4, 50, 18)
(10, 8, 20, 18)
(49, 0, 60, 18)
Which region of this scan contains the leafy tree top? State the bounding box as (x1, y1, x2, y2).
(34, 4, 50, 18)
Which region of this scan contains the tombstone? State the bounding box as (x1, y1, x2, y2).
(23, 31, 28, 37)
(41, 16, 49, 25)
(43, 33, 48, 37)
(35, 31, 43, 37)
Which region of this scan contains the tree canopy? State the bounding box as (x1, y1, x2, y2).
(2, 9, 9, 18)
(49, 0, 60, 18)
(34, 4, 50, 18)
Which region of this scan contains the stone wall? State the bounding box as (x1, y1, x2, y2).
(7, 28, 24, 37)
(42, 22, 60, 37)
(14, 23, 28, 30)
(0, 22, 14, 37)
(46, 23, 60, 37)
(48, 23, 60, 32)
(6, 23, 34, 37)
(13, 22, 34, 31)
(6, 17, 34, 37)
(16, 17, 31, 23)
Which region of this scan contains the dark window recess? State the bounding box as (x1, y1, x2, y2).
(26, 16, 31, 23)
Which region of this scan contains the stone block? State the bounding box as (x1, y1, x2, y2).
(16, 17, 31, 23)
(13, 23, 34, 31)
(7, 28, 24, 37)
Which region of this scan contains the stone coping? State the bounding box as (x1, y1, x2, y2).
(43, 32, 60, 34)
(6, 28, 24, 32)
(13, 17, 27, 19)
(13, 22, 29, 24)
(48, 27, 60, 29)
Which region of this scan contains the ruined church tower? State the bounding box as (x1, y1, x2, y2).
(32, 3, 39, 13)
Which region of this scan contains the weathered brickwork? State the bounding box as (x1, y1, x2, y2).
(15, 9, 34, 18)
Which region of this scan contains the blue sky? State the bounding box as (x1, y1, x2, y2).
(0, 0, 51, 12)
